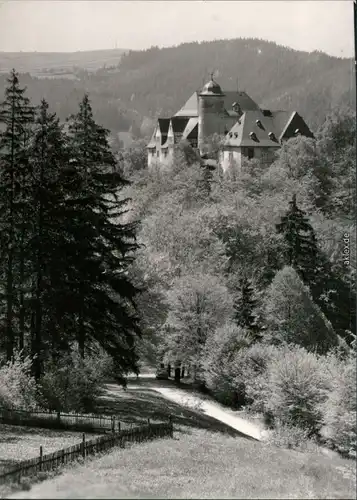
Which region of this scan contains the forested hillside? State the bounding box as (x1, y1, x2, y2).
(0, 63, 355, 461)
(0, 38, 354, 147)
(121, 104, 356, 457)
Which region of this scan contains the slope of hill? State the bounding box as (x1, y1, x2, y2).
(0, 49, 127, 75)
(0, 38, 354, 143)
(7, 428, 356, 499)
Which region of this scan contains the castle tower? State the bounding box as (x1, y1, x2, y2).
(198, 74, 226, 155)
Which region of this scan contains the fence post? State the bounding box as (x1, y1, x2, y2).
(117, 420, 121, 433)
(169, 415, 173, 438)
(82, 433, 86, 459)
(62, 448, 65, 465)
(39, 445, 43, 472)
(57, 411, 61, 423)
(147, 418, 150, 426)
(112, 416, 116, 434)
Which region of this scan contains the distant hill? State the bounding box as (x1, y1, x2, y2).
(0, 49, 127, 75)
(0, 39, 354, 147)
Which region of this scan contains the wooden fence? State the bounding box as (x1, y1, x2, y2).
(0, 417, 173, 485)
(0, 406, 129, 433)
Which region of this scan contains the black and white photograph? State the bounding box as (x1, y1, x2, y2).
(0, 0, 355, 498)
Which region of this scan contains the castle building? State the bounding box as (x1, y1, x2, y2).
(147, 76, 313, 170)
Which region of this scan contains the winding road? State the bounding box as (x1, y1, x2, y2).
(125, 373, 264, 441)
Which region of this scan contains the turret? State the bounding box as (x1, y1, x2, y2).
(197, 75, 226, 155)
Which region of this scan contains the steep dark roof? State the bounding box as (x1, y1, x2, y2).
(224, 110, 289, 147)
(280, 111, 314, 140)
(182, 117, 198, 140)
(223, 91, 259, 113)
(155, 118, 169, 145)
(174, 89, 259, 118)
(171, 116, 189, 134)
(158, 118, 170, 135)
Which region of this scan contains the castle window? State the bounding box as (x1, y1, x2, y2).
(261, 149, 270, 163)
(247, 147, 254, 159)
(163, 149, 168, 158)
(157, 150, 160, 157)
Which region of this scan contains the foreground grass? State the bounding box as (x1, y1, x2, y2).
(0, 424, 85, 474)
(7, 427, 356, 499)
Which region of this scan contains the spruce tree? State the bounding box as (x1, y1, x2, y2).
(28, 99, 73, 377)
(0, 70, 35, 360)
(264, 266, 338, 354)
(63, 94, 141, 380)
(233, 277, 261, 340)
(276, 195, 355, 341)
(276, 194, 320, 285)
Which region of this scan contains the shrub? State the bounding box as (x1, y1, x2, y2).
(38, 347, 111, 413)
(0, 351, 38, 410)
(237, 343, 281, 412)
(263, 345, 330, 434)
(320, 355, 356, 457)
(203, 323, 251, 406)
(268, 419, 319, 452)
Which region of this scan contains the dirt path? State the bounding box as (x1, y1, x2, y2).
(126, 375, 263, 441)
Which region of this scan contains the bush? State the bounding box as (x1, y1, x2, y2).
(0, 351, 38, 410)
(268, 419, 319, 452)
(38, 347, 112, 413)
(320, 355, 356, 457)
(203, 323, 251, 406)
(263, 345, 330, 435)
(237, 343, 281, 412)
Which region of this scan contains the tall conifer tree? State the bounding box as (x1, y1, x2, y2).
(64, 94, 141, 380)
(233, 277, 261, 340)
(276, 194, 319, 285)
(28, 99, 73, 376)
(0, 70, 35, 359)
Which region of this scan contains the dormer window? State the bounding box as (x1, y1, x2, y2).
(234, 132, 238, 138)
(294, 128, 301, 135)
(268, 132, 276, 141)
(232, 101, 242, 117)
(249, 132, 258, 141)
(256, 119, 263, 128)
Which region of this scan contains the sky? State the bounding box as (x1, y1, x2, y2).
(0, 0, 354, 58)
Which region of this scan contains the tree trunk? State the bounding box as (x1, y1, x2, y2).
(19, 227, 25, 353)
(78, 306, 85, 358)
(5, 85, 17, 361)
(174, 367, 181, 383)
